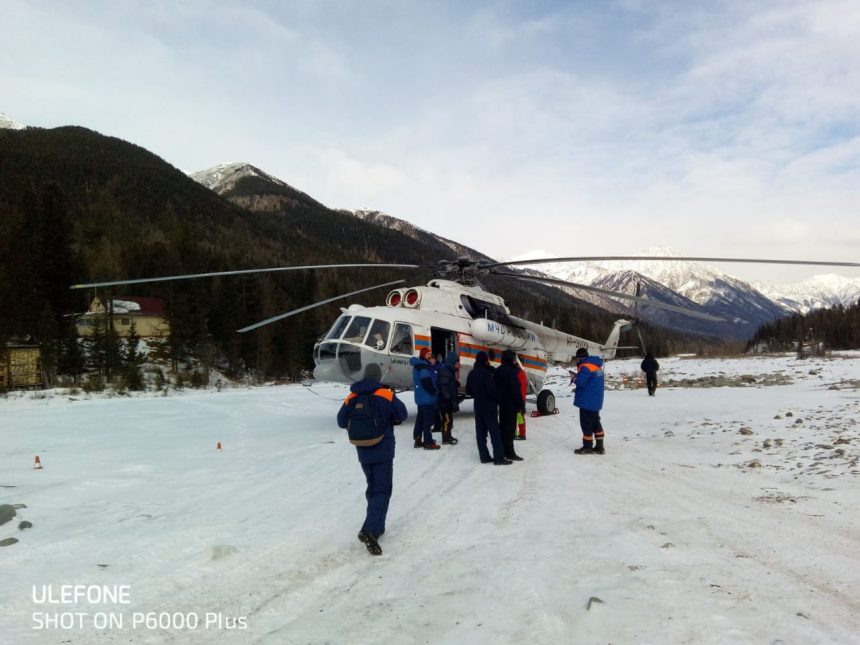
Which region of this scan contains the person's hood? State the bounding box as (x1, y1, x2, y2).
(350, 378, 383, 394)
(577, 355, 604, 368)
(444, 351, 458, 369)
(475, 351, 489, 367)
(410, 357, 430, 368)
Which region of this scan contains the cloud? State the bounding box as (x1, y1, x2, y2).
(3, 0, 858, 283)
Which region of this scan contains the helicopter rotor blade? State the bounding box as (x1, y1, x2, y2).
(237, 280, 406, 333)
(483, 256, 860, 270)
(632, 281, 647, 354)
(636, 324, 647, 355)
(70, 263, 421, 290)
(491, 271, 724, 322)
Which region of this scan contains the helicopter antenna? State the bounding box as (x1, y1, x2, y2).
(237, 280, 405, 333)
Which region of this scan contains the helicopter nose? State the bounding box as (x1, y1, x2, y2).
(313, 341, 364, 382)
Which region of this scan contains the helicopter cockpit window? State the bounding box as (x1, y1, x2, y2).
(343, 316, 371, 343)
(390, 323, 413, 355)
(364, 319, 390, 351)
(325, 315, 351, 340)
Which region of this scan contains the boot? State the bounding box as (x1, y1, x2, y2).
(574, 443, 594, 455)
(357, 529, 382, 556)
(593, 439, 605, 455)
(442, 431, 458, 445)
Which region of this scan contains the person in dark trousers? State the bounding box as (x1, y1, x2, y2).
(410, 348, 440, 449)
(494, 349, 524, 461)
(640, 352, 660, 396)
(436, 351, 460, 445)
(572, 347, 606, 455)
(431, 354, 444, 437)
(337, 363, 408, 556)
(514, 357, 528, 440)
(465, 351, 510, 465)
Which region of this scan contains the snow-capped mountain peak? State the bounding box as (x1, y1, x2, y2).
(754, 274, 860, 314)
(189, 162, 289, 192)
(0, 112, 26, 130)
(513, 247, 789, 338)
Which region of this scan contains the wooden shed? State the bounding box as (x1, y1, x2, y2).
(0, 343, 43, 390)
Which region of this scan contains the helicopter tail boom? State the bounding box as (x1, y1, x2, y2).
(600, 319, 634, 360)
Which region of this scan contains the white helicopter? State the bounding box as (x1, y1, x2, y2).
(72, 254, 859, 414)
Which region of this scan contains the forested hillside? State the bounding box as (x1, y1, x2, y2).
(747, 301, 860, 352)
(0, 126, 719, 387)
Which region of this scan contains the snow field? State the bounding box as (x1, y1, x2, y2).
(1, 353, 859, 644)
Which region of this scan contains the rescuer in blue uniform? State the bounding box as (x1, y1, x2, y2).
(337, 363, 408, 555)
(572, 347, 606, 455)
(410, 347, 440, 449)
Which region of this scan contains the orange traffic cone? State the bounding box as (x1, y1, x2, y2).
(216, 442, 222, 451)
(34, 455, 43, 470)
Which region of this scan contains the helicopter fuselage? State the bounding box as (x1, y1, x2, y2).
(313, 280, 630, 405)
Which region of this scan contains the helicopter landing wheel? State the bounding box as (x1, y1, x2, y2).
(536, 390, 555, 416)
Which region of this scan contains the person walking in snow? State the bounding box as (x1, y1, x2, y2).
(572, 347, 606, 455)
(465, 351, 509, 465)
(411, 348, 440, 449)
(337, 363, 408, 556)
(640, 352, 660, 396)
(494, 349, 524, 461)
(436, 351, 460, 445)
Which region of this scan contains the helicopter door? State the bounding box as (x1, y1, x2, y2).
(430, 328, 457, 362)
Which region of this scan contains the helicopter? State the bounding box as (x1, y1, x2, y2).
(71, 254, 860, 414)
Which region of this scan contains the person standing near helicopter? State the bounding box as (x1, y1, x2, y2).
(514, 357, 528, 440)
(640, 352, 660, 396)
(411, 348, 441, 450)
(572, 347, 606, 455)
(436, 351, 460, 445)
(466, 351, 509, 465)
(494, 349, 525, 461)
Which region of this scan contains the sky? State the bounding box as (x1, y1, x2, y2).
(2, 354, 860, 643)
(2, 0, 859, 283)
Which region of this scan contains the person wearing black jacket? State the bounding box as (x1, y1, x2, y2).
(465, 351, 510, 465)
(640, 352, 660, 396)
(436, 351, 460, 445)
(494, 349, 524, 461)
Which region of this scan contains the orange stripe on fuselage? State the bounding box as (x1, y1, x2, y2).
(456, 341, 547, 372)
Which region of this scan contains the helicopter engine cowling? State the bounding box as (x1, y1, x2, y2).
(470, 318, 536, 350)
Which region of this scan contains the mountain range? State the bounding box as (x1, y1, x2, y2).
(509, 248, 860, 335)
(190, 163, 860, 340)
(1, 110, 855, 369)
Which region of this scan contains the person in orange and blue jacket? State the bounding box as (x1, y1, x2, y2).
(572, 347, 606, 455)
(337, 363, 408, 556)
(410, 347, 440, 450)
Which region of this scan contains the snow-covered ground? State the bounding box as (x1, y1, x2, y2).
(2, 353, 859, 644)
